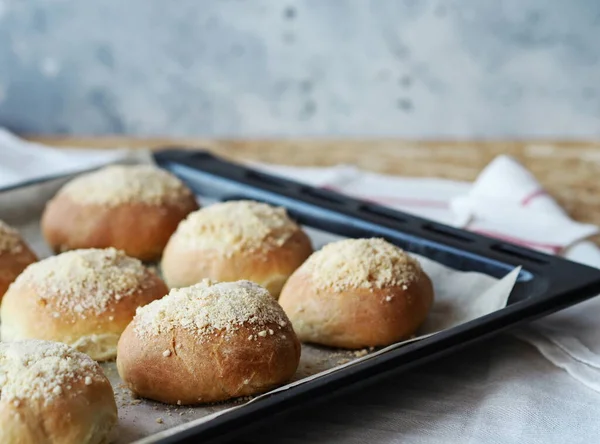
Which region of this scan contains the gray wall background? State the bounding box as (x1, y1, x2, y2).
(0, 0, 599, 137)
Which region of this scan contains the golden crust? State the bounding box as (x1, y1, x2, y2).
(162, 229, 313, 296)
(117, 321, 300, 404)
(0, 272, 168, 361)
(279, 268, 434, 349)
(0, 241, 37, 301)
(41, 196, 199, 262)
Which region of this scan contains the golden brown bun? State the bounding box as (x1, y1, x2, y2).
(117, 280, 300, 404)
(0, 340, 117, 444)
(279, 238, 434, 349)
(161, 200, 312, 296)
(0, 220, 38, 300)
(0, 248, 168, 361)
(41, 165, 199, 262)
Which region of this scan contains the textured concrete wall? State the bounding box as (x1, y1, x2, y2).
(0, 0, 599, 137)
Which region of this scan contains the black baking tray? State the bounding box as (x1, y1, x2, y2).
(3, 149, 600, 444)
(150, 149, 600, 444)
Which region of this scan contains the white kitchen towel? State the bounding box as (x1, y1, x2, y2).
(2, 128, 600, 395)
(0, 130, 147, 188)
(450, 156, 600, 263)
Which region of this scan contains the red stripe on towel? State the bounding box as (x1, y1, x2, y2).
(521, 189, 547, 206)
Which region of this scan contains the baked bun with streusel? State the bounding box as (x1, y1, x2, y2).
(117, 279, 300, 404)
(41, 164, 199, 261)
(161, 200, 313, 296)
(0, 248, 168, 361)
(0, 220, 37, 300)
(278, 238, 434, 349)
(0, 339, 117, 444)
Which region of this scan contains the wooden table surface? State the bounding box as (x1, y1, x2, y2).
(32, 136, 600, 237)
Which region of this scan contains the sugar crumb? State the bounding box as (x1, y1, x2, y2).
(302, 238, 422, 292)
(162, 350, 171, 357)
(60, 165, 193, 207)
(173, 200, 300, 253)
(12, 248, 151, 316)
(133, 280, 291, 342)
(0, 220, 24, 254)
(0, 340, 104, 406)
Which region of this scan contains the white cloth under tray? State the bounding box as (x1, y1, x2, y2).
(2, 129, 600, 444)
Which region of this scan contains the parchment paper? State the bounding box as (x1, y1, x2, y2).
(0, 166, 520, 444)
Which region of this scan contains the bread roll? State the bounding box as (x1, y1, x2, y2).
(117, 279, 300, 404)
(0, 220, 37, 300)
(0, 248, 168, 361)
(41, 164, 199, 262)
(0, 339, 117, 444)
(279, 238, 434, 349)
(161, 200, 313, 296)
